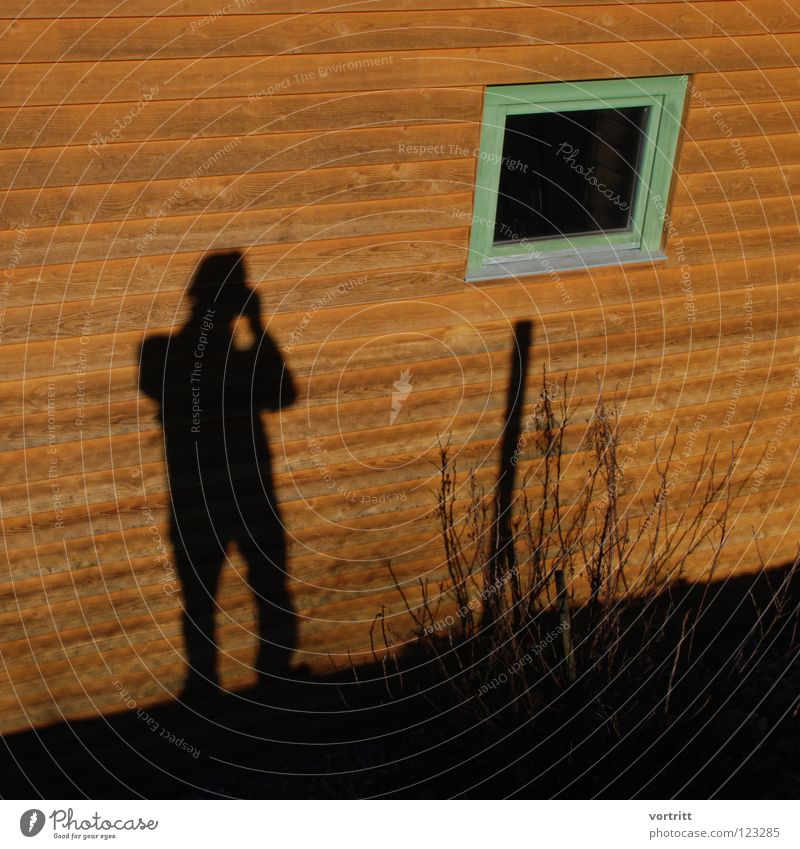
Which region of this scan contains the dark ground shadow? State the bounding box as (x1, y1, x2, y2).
(139, 252, 297, 697)
(0, 569, 798, 799)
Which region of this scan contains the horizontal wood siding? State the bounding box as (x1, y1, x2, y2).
(1, 2, 799, 734)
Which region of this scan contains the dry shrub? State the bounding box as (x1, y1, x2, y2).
(380, 372, 800, 743)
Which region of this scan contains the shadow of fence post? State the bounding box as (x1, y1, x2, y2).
(485, 320, 532, 627)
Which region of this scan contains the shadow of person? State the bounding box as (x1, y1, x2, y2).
(139, 252, 297, 700)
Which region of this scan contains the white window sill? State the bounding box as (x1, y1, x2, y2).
(465, 245, 667, 283)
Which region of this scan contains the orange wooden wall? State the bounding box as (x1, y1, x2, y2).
(2, 0, 800, 733)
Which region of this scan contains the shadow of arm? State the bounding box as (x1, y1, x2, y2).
(139, 335, 168, 403)
(254, 332, 297, 411)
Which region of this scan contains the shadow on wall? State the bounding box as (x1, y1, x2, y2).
(139, 251, 297, 699)
(1, 312, 798, 798)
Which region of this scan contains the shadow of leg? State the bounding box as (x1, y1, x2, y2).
(238, 531, 296, 683)
(174, 532, 226, 700)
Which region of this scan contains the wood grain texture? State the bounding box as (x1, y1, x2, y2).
(0, 251, 787, 376)
(0, 0, 738, 17)
(1, 67, 796, 155)
(679, 132, 800, 172)
(2, 241, 795, 350)
(674, 164, 800, 205)
(2, 359, 796, 557)
(2, 2, 800, 735)
(0, 123, 479, 190)
(6, 3, 778, 65)
(0, 86, 483, 150)
(4, 35, 800, 107)
(1, 159, 476, 230)
(0, 192, 474, 266)
(0, 229, 469, 308)
(0, 274, 793, 493)
(691, 67, 800, 105)
(686, 98, 800, 140)
(4, 230, 800, 384)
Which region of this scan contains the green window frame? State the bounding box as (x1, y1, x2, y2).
(467, 75, 688, 282)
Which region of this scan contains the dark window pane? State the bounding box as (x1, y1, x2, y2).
(493, 106, 648, 245)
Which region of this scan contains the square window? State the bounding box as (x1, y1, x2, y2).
(467, 76, 688, 282)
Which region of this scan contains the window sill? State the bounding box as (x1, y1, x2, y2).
(465, 245, 667, 283)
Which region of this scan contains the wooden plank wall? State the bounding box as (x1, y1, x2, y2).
(1, 0, 800, 734)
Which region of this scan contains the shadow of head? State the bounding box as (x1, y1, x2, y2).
(188, 250, 257, 323)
